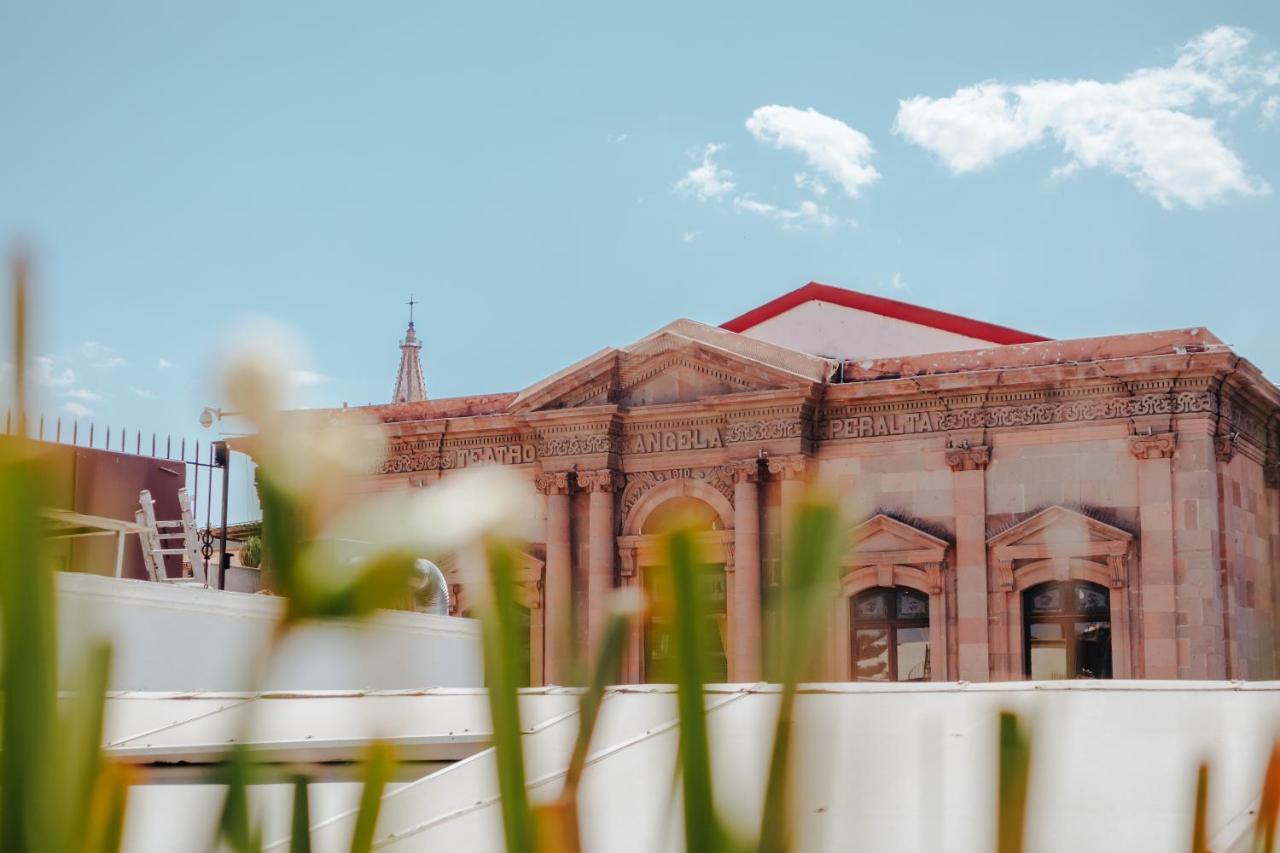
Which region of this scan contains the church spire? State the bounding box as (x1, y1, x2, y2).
(392, 295, 428, 404)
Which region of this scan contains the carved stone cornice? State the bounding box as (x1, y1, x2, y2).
(577, 469, 622, 493)
(765, 455, 807, 480)
(534, 472, 572, 496)
(729, 459, 761, 484)
(1129, 432, 1176, 460)
(944, 445, 990, 472)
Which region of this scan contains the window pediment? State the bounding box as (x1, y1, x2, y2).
(847, 513, 949, 569)
(988, 505, 1133, 591)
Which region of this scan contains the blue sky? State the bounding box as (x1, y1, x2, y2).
(2, 0, 1279, 480)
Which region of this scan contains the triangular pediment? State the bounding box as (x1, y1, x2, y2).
(988, 506, 1133, 552)
(511, 320, 833, 412)
(847, 514, 949, 566)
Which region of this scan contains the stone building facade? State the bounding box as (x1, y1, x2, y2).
(352, 282, 1280, 684)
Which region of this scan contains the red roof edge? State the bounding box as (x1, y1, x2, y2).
(721, 282, 1048, 346)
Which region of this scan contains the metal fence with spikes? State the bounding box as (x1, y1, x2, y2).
(3, 409, 236, 584)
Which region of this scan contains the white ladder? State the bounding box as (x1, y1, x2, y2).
(136, 488, 209, 586)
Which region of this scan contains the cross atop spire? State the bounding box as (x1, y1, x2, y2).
(392, 296, 428, 404)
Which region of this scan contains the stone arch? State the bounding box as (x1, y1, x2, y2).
(623, 477, 735, 537)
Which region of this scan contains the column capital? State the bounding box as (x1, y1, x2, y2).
(945, 444, 990, 472)
(1266, 458, 1280, 489)
(729, 459, 762, 484)
(534, 472, 572, 496)
(1214, 432, 1237, 463)
(577, 469, 622, 493)
(1129, 432, 1176, 460)
(765, 455, 807, 480)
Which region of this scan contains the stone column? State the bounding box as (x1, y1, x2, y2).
(767, 455, 808, 675)
(946, 445, 991, 682)
(1130, 433, 1178, 679)
(731, 460, 763, 682)
(535, 472, 572, 685)
(579, 469, 620, 650)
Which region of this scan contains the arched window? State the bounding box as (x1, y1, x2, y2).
(1023, 580, 1112, 680)
(850, 587, 930, 682)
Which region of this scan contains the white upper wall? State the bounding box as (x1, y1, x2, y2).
(738, 300, 999, 360)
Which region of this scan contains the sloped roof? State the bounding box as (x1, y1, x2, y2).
(721, 281, 1048, 346)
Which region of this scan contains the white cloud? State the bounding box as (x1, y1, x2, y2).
(81, 340, 126, 369)
(793, 172, 829, 196)
(60, 388, 101, 402)
(734, 197, 836, 230)
(129, 386, 156, 399)
(32, 356, 76, 389)
(1264, 95, 1280, 124)
(889, 272, 910, 292)
(62, 401, 92, 418)
(680, 231, 699, 243)
(289, 369, 331, 388)
(746, 106, 880, 199)
(157, 358, 174, 369)
(894, 26, 1279, 208)
(675, 143, 736, 201)
(607, 132, 631, 144)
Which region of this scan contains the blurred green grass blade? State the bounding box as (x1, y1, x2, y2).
(85, 762, 132, 853)
(1253, 742, 1280, 853)
(1, 261, 58, 853)
(482, 540, 536, 853)
(1191, 762, 1209, 853)
(257, 474, 307, 606)
(759, 493, 844, 853)
(289, 776, 312, 853)
(564, 606, 629, 795)
(350, 743, 394, 853)
(997, 711, 1032, 853)
(217, 744, 263, 853)
(664, 526, 721, 853)
(57, 641, 113, 853)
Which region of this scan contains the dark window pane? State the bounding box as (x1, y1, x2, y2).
(896, 589, 929, 619)
(896, 626, 930, 681)
(854, 590, 888, 619)
(1075, 621, 1112, 679)
(1029, 585, 1064, 614)
(1077, 583, 1110, 614)
(854, 628, 890, 681)
(1029, 623, 1064, 641)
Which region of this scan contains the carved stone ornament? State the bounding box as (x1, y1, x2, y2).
(725, 418, 804, 444)
(944, 445, 990, 472)
(765, 455, 807, 480)
(1214, 432, 1237, 464)
(729, 459, 761, 484)
(1266, 458, 1280, 490)
(536, 432, 620, 458)
(577, 469, 622, 493)
(534, 472, 572, 496)
(620, 466, 737, 517)
(1129, 432, 1176, 460)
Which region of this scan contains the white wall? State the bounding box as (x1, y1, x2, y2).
(57, 573, 483, 691)
(739, 300, 996, 360)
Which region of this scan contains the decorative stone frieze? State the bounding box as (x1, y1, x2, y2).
(620, 466, 737, 517)
(1129, 433, 1177, 460)
(533, 472, 572, 496)
(823, 390, 1217, 441)
(724, 418, 804, 443)
(944, 445, 990, 472)
(536, 432, 620, 458)
(765, 455, 807, 480)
